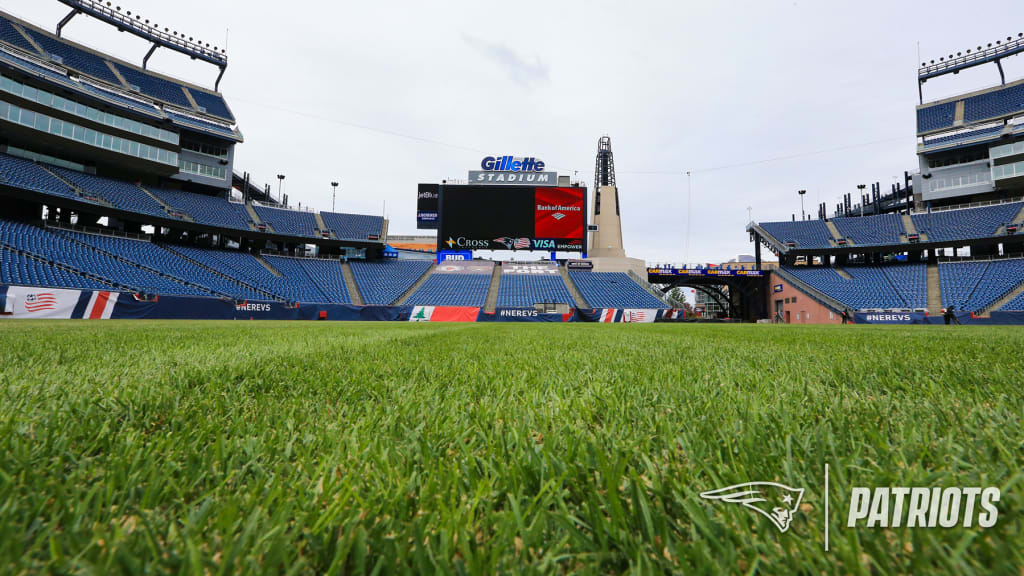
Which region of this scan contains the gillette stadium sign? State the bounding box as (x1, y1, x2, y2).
(469, 155, 558, 185)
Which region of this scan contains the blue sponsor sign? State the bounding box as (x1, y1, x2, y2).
(854, 312, 928, 324)
(437, 250, 473, 264)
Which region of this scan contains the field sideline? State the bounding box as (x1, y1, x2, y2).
(1, 321, 1021, 574)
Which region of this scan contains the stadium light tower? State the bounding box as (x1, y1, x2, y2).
(857, 184, 867, 216)
(276, 174, 285, 204)
(798, 190, 807, 221)
(331, 181, 339, 212)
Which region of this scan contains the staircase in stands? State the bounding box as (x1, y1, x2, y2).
(340, 261, 364, 305)
(558, 265, 589, 308)
(927, 262, 942, 314)
(484, 263, 502, 313)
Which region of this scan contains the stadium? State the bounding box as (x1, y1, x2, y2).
(0, 1, 1022, 574)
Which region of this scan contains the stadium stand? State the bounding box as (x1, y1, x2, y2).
(0, 153, 80, 200)
(165, 110, 237, 140)
(263, 256, 351, 304)
(782, 264, 926, 310)
(254, 206, 319, 237)
(998, 284, 1024, 310)
(939, 259, 1024, 312)
(910, 203, 1021, 243)
(0, 218, 212, 296)
(114, 64, 192, 110)
(349, 260, 431, 305)
(963, 83, 1024, 123)
(916, 101, 957, 134)
(569, 271, 668, 308)
(0, 17, 36, 54)
(24, 29, 121, 87)
(49, 167, 167, 217)
(148, 187, 251, 229)
(0, 245, 112, 290)
(921, 124, 1004, 149)
(497, 267, 575, 308)
(759, 219, 834, 249)
(161, 245, 319, 303)
(320, 211, 384, 240)
(406, 263, 493, 307)
(187, 88, 234, 122)
(831, 214, 905, 245)
(55, 229, 264, 300)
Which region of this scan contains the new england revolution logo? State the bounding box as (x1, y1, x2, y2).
(700, 482, 804, 533)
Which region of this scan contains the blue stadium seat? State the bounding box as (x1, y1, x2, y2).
(406, 266, 492, 307)
(0, 245, 113, 290)
(49, 166, 167, 217)
(759, 219, 833, 249)
(350, 260, 431, 305)
(0, 153, 80, 201)
(940, 259, 1024, 312)
(148, 188, 253, 230)
(254, 206, 319, 237)
(26, 29, 121, 86)
(916, 101, 957, 133)
(320, 211, 384, 240)
(187, 88, 234, 122)
(568, 271, 668, 308)
(911, 203, 1021, 243)
(263, 255, 352, 304)
(831, 214, 905, 245)
(0, 218, 209, 296)
(0, 16, 39, 54)
(497, 269, 574, 307)
(963, 83, 1024, 124)
(783, 264, 926, 310)
(114, 64, 192, 109)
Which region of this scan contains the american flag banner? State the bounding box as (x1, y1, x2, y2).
(6, 286, 89, 319)
(24, 292, 58, 312)
(514, 238, 530, 249)
(623, 309, 659, 323)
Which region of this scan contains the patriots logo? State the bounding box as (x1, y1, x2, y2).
(700, 482, 804, 533)
(493, 237, 514, 249)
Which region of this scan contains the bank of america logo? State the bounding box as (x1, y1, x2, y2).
(552, 213, 565, 220)
(700, 482, 804, 533)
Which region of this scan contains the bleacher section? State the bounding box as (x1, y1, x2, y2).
(406, 261, 493, 307)
(0, 153, 80, 201)
(921, 125, 1004, 150)
(50, 167, 166, 217)
(149, 187, 251, 229)
(918, 82, 1024, 134)
(998, 285, 1024, 311)
(0, 245, 112, 290)
(0, 218, 210, 296)
(264, 256, 351, 304)
(497, 264, 574, 308)
(0, 13, 235, 123)
(569, 271, 668, 309)
(320, 211, 384, 240)
(939, 259, 1024, 312)
(56, 229, 263, 300)
(916, 101, 957, 134)
(349, 260, 431, 305)
(783, 264, 927, 310)
(759, 219, 833, 249)
(831, 214, 905, 245)
(163, 246, 317, 303)
(910, 203, 1021, 243)
(254, 206, 319, 237)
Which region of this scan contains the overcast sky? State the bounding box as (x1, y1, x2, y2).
(6, 0, 1024, 264)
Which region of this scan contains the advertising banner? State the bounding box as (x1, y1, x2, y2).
(854, 312, 929, 324)
(478, 308, 573, 322)
(409, 306, 480, 322)
(416, 183, 439, 230)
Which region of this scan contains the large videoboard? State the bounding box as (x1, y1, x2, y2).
(438, 185, 586, 252)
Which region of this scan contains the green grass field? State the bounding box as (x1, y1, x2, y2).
(0, 321, 1021, 575)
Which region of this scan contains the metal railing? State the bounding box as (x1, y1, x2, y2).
(43, 219, 152, 242)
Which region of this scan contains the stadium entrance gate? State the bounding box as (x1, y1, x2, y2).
(647, 268, 769, 322)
